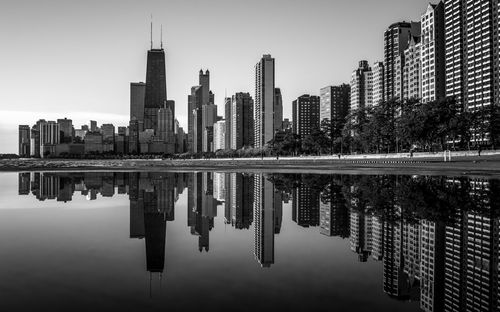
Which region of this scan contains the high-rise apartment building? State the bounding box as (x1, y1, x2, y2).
(18, 125, 31, 157)
(350, 61, 373, 111)
(396, 36, 422, 101)
(231, 92, 254, 150)
(319, 84, 350, 130)
(254, 55, 276, 148)
(444, 0, 499, 144)
(213, 120, 225, 151)
(384, 22, 421, 101)
(421, 2, 445, 103)
(372, 62, 385, 105)
(292, 94, 320, 137)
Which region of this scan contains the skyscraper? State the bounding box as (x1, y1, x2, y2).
(144, 48, 167, 131)
(421, 2, 445, 103)
(350, 60, 373, 111)
(384, 22, 421, 101)
(254, 55, 276, 148)
(292, 94, 320, 138)
(188, 70, 214, 153)
(231, 92, 254, 149)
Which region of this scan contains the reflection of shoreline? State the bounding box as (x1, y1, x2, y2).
(3, 156, 500, 177)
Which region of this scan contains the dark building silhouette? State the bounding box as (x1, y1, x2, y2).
(320, 183, 350, 238)
(144, 48, 167, 131)
(18, 173, 30, 195)
(292, 182, 320, 228)
(292, 94, 320, 138)
(18, 125, 31, 157)
(319, 84, 350, 143)
(130, 82, 146, 123)
(231, 92, 254, 149)
(254, 174, 277, 267)
(229, 173, 254, 229)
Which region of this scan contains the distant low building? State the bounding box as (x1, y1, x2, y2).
(84, 132, 103, 154)
(18, 125, 31, 157)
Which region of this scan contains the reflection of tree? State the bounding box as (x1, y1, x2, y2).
(268, 173, 500, 224)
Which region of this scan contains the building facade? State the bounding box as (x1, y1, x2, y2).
(444, 0, 500, 144)
(213, 120, 226, 151)
(372, 62, 385, 105)
(421, 2, 445, 103)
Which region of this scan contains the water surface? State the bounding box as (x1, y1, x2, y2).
(0, 171, 498, 312)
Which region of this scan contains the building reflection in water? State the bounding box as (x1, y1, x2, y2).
(18, 172, 500, 311)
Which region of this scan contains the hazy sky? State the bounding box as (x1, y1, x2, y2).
(0, 0, 432, 153)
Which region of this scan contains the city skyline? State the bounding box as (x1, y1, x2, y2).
(1, 0, 432, 153)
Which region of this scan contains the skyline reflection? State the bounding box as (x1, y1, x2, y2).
(14, 171, 500, 311)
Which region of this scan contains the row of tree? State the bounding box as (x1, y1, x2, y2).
(270, 97, 500, 156)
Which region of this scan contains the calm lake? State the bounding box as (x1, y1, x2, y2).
(0, 171, 498, 312)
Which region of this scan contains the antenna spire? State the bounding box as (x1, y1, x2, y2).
(150, 14, 153, 49)
(161, 24, 163, 49)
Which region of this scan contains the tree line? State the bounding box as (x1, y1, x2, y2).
(271, 97, 500, 156)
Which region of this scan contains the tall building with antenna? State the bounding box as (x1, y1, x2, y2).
(144, 21, 167, 132)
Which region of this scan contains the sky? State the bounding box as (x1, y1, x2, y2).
(0, 0, 433, 153)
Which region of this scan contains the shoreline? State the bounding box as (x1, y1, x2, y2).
(1, 153, 500, 177)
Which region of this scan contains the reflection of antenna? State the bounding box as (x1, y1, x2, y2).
(161, 24, 163, 49)
(159, 273, 163, 292)
(150, 14, 153, 49)
(149, 272, 152, 298)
